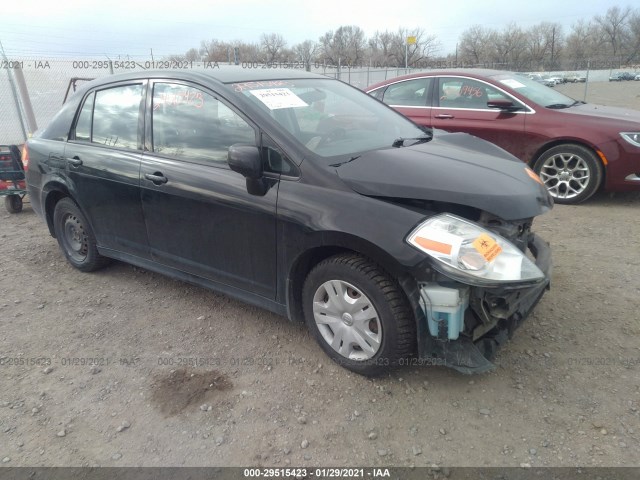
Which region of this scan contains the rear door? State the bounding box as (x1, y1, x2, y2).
(431, 76, 528, 160)
(65, 81, 149, 259)
(140, 80, 279, 298)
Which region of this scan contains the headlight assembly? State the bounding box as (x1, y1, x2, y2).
(620, 132, 640, 147)
(407, 213, 544, 285)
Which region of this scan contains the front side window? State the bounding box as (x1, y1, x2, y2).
(437, 78, 509, 109)
(152, 82, 255, 164)
(92, 84, 143, 149)
(382, 78, 431, 107)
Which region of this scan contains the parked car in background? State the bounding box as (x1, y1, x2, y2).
(546, 76, 564, 85)
(367, 69, 640, 204)
(634, 73, 640, 81)
(609, 72, 634, 81)
(527, 74, 556, 87)
(24, 69, 553, 376)
(565, 73, 587, 83)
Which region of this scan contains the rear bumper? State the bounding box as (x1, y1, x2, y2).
(416, 233, 552, 374)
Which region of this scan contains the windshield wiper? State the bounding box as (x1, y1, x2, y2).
(329, 155, 361, 168)
(545, 103, 571, 109)
(392, 133, 433, 148)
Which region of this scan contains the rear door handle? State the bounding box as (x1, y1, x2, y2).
(434, 114, 454, 119)
(144, 172, 168, 185)
(67, 156, 83, 167)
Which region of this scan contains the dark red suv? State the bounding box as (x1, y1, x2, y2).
(367, 69, 640, 204)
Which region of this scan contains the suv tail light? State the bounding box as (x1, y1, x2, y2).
(21, 144, 29, 171)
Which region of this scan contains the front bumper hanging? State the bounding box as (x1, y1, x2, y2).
(416, 233, 552, 374)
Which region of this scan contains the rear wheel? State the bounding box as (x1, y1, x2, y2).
(5, 195, 23, 214)
(302, 253, 416, 376)
(533, 144, 602, 204)
(53, 198, 109, 272)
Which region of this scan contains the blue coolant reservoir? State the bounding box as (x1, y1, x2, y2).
(419, 284, 470, 340)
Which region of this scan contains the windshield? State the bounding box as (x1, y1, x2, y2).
(492, 73, 577, 108)
(231, 78, 429, 160)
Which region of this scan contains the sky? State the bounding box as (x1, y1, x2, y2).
(0, 0, 622, 59)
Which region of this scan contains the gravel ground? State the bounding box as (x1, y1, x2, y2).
(0, 81, 639, 469)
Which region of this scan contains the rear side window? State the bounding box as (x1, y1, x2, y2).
(151, 82, 255, 164)
(91, 84, 143, 149)
(71, 85, 143, 148)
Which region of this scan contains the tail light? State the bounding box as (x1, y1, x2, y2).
(21, 144, 29, 171)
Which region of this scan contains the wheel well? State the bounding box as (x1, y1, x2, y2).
(44, 189, 70, 237)
(286, 244, 417, 326)
(287, 246, 350, 323)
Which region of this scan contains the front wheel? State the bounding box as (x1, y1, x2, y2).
(302, 253, 416, 376)
(53, 198, 110, 272)
(533, 144, 603, 204)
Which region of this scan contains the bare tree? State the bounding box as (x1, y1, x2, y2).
(185, 48, 199, 62)
(564, 20, 601, 68)
(494, 22, 527, 69)
(261, 33, 287, 63)
(527, 22, 562, 70)
(458, 25, 496, 66)
(627, 10, 640, 63)
(388, 28, 440, 67)
(235, 41, 261, 63)
(369, 30, 395, 66)
(319, 25, 366, 66)
(199, 39, 231, 62)
(293, 40, 318, 71)
(595, 6, 632, 58)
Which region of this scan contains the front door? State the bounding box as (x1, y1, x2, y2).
(431, 76, 528, 160)
(140, 80, 278, 298)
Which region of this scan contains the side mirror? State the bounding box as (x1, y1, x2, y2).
(487, 99, 523, 112)
(228, 145, 262, 179)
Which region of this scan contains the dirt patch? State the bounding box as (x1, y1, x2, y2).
(150, 369, 232, 417)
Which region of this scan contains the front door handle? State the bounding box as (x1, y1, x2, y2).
(66, 156, 83, 167)
(434, 114, 454, 119)
(144, 172, 168, 185)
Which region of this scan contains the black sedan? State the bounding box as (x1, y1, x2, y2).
(24, 68, 552, 375)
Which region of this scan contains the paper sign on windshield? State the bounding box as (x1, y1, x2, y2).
(250, 88, 308, 110)
(499, 79, 526, 89)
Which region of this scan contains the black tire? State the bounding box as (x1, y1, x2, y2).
(533, 144, 603, 205)
(302, 253, 416, 376)
(53, 198, 109, 272)
(5, 195, 23, 214)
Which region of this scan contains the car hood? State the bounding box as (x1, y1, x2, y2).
(564, 103, 640, 125)
(336, 132, 553, 221)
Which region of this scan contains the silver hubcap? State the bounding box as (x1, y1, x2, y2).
(312, 280, 382, 361)
(539, 153, 591, 200)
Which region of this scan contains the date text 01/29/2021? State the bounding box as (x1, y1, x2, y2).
(243, 467, 392, 477)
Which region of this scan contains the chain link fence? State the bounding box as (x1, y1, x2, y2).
(0, 56, 632, 146)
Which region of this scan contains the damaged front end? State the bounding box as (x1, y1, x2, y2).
(405, 212, 552, 374)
